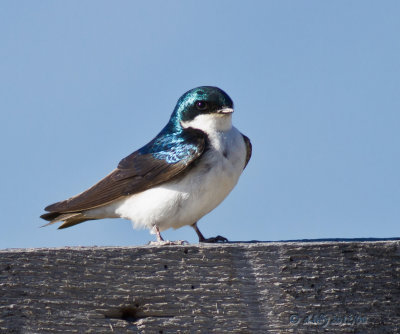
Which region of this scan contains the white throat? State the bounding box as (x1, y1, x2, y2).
(181, 113, 233, 133)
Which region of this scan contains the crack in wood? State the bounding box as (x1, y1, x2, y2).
(104, 305, 175, 323)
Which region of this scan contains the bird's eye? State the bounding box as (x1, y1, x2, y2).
(195, 100, 208, 111)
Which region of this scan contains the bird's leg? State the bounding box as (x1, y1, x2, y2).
(155, 226, 164, 242)
(191, 222, 206, 241)
(191, 222, 228, 243)
(148, 225, 188, 246)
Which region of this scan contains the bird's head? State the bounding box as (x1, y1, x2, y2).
(170, 86, 234, 133)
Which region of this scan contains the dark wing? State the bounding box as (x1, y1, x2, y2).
(242, 134, 252, 169)
(42, 128, 206, 214)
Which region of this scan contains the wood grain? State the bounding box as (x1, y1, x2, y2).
(1, 241, 399, 333)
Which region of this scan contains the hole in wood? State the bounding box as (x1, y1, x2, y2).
(104, 305, 140, 323)
(104, 303, 174, 323)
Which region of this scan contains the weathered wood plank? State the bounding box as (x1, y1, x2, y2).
(1, 241, 399, 333)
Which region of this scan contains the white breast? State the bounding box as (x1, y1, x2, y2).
(87, 113, 248, 233)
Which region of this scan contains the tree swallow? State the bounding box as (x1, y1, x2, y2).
(41, 86, 252, 243)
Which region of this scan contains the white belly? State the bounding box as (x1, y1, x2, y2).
(91, 126, 247, 232)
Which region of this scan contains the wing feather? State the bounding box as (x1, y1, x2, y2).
(242, 134, 252, 169)
(42, 128, 206, 214)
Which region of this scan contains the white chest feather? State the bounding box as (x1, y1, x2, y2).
(87, 113, 247, 232)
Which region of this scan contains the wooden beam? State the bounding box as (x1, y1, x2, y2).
(1, 240, 399, 333)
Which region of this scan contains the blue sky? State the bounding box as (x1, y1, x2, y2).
(1, 1, 399, 248)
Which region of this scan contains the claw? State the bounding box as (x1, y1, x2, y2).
(200, 235, 229, 243)
(191, 222, 228, 243)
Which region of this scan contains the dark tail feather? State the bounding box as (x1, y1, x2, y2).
(40, 212, 62, 221)
(40, 211, 95, 229)
(58, 217, 95, 229)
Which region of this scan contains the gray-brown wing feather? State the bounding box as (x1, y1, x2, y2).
(42, 132, 206, 216)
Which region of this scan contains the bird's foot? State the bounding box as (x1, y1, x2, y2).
(148, 240, 189, 246)
(199, 235, 229, 243)
(150, 226, 188, 245)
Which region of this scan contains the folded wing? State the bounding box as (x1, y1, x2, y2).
(42, 128, 206, 215)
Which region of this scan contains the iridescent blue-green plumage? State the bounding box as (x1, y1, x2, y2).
(139, 131, 203, 164)
(137, 86, 233, 164)
(169, 86, 233, 127)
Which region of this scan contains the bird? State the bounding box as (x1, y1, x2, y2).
(41, 86, 252, 244)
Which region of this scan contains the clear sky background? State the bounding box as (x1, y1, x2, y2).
(1, 1, 399, 249)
